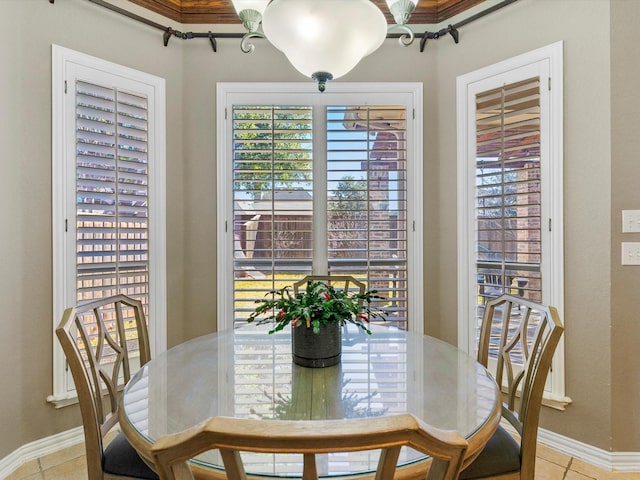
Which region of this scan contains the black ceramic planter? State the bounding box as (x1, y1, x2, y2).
(291, 321, 341, 368)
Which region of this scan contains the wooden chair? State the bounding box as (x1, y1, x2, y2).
(150, 414, 468, 480)
(292, 275, 366, 297)
(56, 294, 158, 480)
(460, 294, 564, 480)
(478, 274, 528, 306)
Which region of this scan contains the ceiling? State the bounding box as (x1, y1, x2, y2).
(127, 0, 487, 25)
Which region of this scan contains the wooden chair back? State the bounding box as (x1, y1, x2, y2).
(150, 414, 468, 480)
(293, 276, 369, 334)
(477, 294, 564, 478)
(292, 275, 366, 297)
(56, 294, 152, 479)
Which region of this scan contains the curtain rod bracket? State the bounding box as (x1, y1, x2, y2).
(449, 25, 459, 44)
(419, 35, 428, 52)
(208, 32, 217, 52)
(163, 27, 174, 47)
(418, 25, 457, 52)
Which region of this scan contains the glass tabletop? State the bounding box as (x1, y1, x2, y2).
(121, 324, 499, 477)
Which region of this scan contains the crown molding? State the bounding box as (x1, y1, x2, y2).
(126, 0, 486, 25)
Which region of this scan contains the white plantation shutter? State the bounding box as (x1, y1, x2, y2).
(231, 103, 409, 329)
(76, 81, 150, 306)
(327, 106, 408, 328)
(232, 105, 314, 323)
(72, 81, 150, 392)
(474, 78, 557, 394)
(475, 77, 542, 308)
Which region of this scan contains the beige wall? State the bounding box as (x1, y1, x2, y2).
(1, 0, 638, 463)
(432, 0, 615, 449)
(0, 0, 186, 458)
(179, 33, 435, 339)
(610, 0, 640, 451)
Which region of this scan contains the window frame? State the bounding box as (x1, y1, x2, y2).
(216, 83, 424, 334)
(50, 45, 167, 406)
(456, 41, 568, 406)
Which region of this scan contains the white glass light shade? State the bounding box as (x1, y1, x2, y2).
(262, 0, 388, 82)
(385, 0, 419, 9)
(230, 0, 270, 16)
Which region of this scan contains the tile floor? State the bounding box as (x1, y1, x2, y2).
(6, 441, 640, 480)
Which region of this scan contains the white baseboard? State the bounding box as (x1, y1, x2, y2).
(0, 427, 84, 479)
(1, 426, 638, 478)
(538, 427, 640, 472)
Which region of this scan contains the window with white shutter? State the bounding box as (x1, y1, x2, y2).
(217, 84, 422, 426)
(218, 84, 423, 334)
(51, 46, 166, 404)
(457, 43, 569, 406)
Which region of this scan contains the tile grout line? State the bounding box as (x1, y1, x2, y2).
(37, 458, 45, 479)
(562, 457, 573, 479)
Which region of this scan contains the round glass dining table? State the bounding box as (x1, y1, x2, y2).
(119, 324, 501, 479)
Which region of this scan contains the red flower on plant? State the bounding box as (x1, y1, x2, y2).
(246, 279, 385, 336)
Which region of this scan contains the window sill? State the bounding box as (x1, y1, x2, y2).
(542, 393, 573, 411)
(47, 393, 79, 409)
(500, 390, 572, 412)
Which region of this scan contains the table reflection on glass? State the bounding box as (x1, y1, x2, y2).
(119, 324, 500, 479)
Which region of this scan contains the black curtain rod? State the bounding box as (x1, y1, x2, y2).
(49, 0, 518, 53)
(416, 0, 519, 51)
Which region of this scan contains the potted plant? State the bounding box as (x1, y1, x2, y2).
(247, 278, 386, 367)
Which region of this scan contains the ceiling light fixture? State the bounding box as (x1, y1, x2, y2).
(231, 0, 419, 92)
